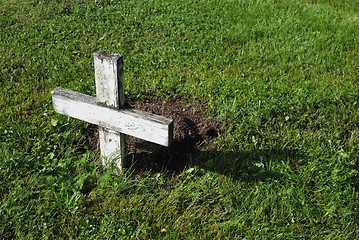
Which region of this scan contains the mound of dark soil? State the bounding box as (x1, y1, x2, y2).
(124, 94, 225, 172)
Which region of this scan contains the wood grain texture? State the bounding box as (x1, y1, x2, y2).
(52, 87, 173, 147)
(94, 51, 126, 168)
(94, 51, 125, 107)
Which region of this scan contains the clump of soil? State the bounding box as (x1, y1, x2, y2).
(124, 94, 225, 172)
(90, 94, 225, 172)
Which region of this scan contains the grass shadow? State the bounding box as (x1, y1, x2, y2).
(125, 130, 304, 183)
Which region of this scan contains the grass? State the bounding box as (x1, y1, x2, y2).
(1, 0, 358, 238)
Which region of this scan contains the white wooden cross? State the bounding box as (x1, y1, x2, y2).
(51, 51, 173, 171)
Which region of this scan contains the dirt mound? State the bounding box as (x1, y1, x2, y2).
(124, 94, 224, 172)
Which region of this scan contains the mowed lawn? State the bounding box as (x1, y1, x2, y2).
(0, 0, 358, 238)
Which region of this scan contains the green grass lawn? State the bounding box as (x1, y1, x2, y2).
(1, 0, 358, 238)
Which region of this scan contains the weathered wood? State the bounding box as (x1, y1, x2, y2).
(94, 51, 126, 169)
(52, 51, 173, 172)
(52, 87, 173, 147)
(94, 51, 125, 107)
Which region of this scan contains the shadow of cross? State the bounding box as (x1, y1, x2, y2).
(51, 51, 173, 172)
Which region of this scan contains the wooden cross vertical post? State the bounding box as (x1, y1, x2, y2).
(94, 51, 126, 169)
(51, 51, 173, 172)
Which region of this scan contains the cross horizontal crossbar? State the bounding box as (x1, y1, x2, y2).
(52, 87, 173, 147)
